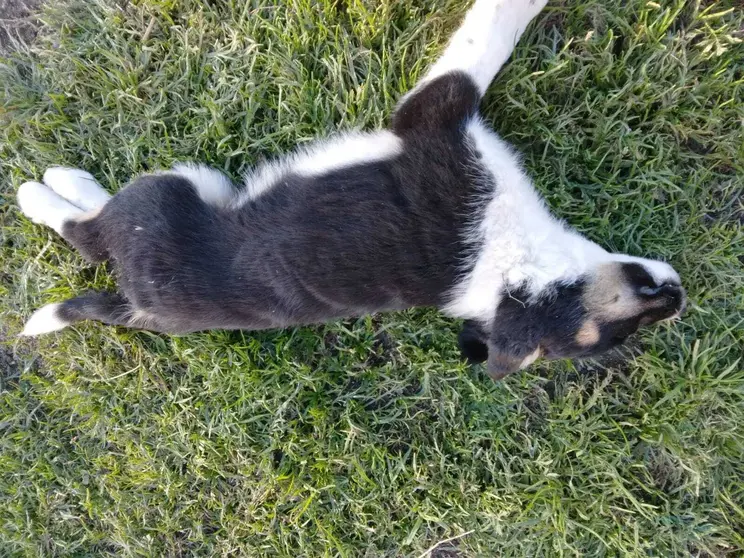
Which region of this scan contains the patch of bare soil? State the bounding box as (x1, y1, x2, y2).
(0, 327, 21, 390)
(0, 0, 43, 53)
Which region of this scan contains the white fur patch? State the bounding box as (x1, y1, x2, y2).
(20, 303, 70, 336)
(171, 163, 236, 208)
(413, 0, 548, 96)
(43, 167, 111, 212)
(445, 119, 682, 323)
(444, 118, 609, 322)
(17, 181, 84, 235)
(235, 130, 403, 204)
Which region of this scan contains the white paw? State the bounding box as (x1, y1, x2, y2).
(43, 167, 111, 212)
(20, 303, 70, 336)
(17, 181, 83, 235)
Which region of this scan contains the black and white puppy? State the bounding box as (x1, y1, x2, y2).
(17, 0, 686, 379)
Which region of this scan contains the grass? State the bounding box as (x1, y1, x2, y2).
(0, 0, 742, 555)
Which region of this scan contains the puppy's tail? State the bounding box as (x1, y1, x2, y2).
(20, 292, 131, 336)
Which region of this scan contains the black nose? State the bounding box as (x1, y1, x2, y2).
(640, 284, 686, 313)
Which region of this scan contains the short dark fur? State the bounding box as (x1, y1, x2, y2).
(60, 74, 486, 333)
(460, 263, 685, 379)
(46, 68, 685, 379)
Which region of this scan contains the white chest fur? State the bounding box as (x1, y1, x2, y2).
(443, 118, 609, 322)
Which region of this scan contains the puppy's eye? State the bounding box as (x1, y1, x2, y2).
(638, 285, 663, 297)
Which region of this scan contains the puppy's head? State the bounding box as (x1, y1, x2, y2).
(459, 258, 686, 380)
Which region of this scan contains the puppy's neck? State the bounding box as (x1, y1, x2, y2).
(443, 119, 609, 321)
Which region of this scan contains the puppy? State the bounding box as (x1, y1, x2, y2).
(16, 0, 686, 380)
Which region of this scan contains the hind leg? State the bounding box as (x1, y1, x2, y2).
(43, 167, 112, 211)
(18, 167, 111, 228)
(21, 291, 171, 336)
(17, 168, 112, 262)
(17, 181, 85, 236)
(21, 291, 132, 336)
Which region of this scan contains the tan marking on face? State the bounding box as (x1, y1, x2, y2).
(519, 347, 542, 369)
(575, 319, 600, 346)
(584, 263, 637, 320)
(487, 351, 526, 380)
(487, 346, 542, 381)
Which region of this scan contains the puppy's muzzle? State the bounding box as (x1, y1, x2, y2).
(640, 283, 687, 318)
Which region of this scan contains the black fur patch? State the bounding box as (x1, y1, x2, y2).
(59, 72, 491, 334)
(56, 292, 131, 326)
(458, 320, 489, 364)
(392, 72, 481, 134)
(490, 282, 588, 362)
(620, 262, 657, 289)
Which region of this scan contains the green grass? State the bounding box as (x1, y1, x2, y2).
(1, 0, 743, 555)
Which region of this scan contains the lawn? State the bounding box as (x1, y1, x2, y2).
(1, 0, 743, 556)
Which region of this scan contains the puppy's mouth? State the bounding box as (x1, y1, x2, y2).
(638, 285, 687, 325)
(671, 295, 688, 319)
(660, 294, 688, 322)
(660, 285, 687, 318)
